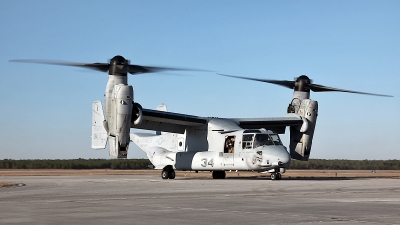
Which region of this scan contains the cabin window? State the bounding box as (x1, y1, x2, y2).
(242, 134, 254, 149)
(224, 136, 236, 153)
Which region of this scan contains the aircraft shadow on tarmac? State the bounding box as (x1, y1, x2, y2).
(177, 176, 357, 181)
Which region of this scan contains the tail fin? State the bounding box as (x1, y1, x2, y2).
(156, 103, 167, 112)
(156, 104, 167, 135)
(92, 101, 108, 149)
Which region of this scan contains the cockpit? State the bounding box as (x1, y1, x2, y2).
(242, 130, 283, 149)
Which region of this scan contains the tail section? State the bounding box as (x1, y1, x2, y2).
(129, 103, 186, 163)
(156, 103, 167, 112)
(156, 104, 167, 135)
(92, 101, 108, 149)
(130, 133, 177, 169)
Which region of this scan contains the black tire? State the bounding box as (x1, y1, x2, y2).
(277, 173, 282, 180)
(169, 171, 176, 179)
(212, 171, 226, 179)
(161, 170, 169, 179)
(270, 173, 276, 180)
(212, 171, 218, 179)
(220, 171, 226, 179)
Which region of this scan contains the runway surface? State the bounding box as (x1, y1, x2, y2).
(1, 175, 399, 225)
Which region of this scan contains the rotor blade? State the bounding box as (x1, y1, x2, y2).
(309, 83, 393, 97)
(218, 73, 295, 89)
(128, 65, 212, 75)
(9, 59, 109, 72)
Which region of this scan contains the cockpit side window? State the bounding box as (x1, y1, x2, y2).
(269, 134, 282, 145)
(242, 134, 254, 149)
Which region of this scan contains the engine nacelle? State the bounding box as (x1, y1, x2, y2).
(108, 84, 133, 158)
(290, 99, 318, 161)
(132, 102, 143, 125)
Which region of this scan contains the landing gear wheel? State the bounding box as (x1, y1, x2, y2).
(169, 171, 176, 179)
(212, 171, 226, 179)
(220, 171, 226, 179)
(270, 173, 282, 180)
(161, 170, 169, 179)
(161, 166, 175, 180)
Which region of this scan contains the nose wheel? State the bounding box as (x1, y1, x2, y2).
(270, 172, 282, 180)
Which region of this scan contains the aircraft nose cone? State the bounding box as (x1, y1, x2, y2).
(264, 146, 291, 166)
(279, 151, 291, 166)
(275, 149, 290, 165)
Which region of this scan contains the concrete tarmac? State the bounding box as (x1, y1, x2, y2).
(1, 175, 399, 225)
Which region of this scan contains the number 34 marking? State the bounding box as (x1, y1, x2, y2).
(201, 158, 214, 167)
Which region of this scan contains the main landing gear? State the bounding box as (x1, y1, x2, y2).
(212, 171, 226, 179)
(161, 166, 175, 179)
(270, 172, 282, 180)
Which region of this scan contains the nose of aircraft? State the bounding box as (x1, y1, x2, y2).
(263, 146, 291, 166)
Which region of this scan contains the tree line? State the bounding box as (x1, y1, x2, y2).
(0, 159, 399, 170)
(288, 159, 400, 170)
(0, 159, 152, 170)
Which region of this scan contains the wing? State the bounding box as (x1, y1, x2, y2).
(230, 114, 304, 134)
(132, 107, 303, 134)
(131, 108, 208, 133)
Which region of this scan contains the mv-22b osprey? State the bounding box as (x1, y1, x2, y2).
(11, 55, 392, 180)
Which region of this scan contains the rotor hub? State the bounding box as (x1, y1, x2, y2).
(295, 75, 311, 92)
(110, 55, 127, 65)
(109, 55, 129, 76)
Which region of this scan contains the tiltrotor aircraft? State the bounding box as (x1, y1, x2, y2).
(11, 55, 392, 180)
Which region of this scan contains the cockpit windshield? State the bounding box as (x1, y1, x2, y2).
(253, 134, 274, 148)
(242, 132, 283, 149)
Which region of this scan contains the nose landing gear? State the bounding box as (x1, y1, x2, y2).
(270, 172, 282, 180)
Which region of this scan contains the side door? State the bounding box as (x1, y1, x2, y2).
(223, 135, 235, 166)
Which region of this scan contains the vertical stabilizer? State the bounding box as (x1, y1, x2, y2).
(156, 104, 167, 112)
(92, 101, 108, 149)
(156, 104, 168, 135)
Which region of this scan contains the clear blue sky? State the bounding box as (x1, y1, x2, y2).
(0, 0, 399, 160)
